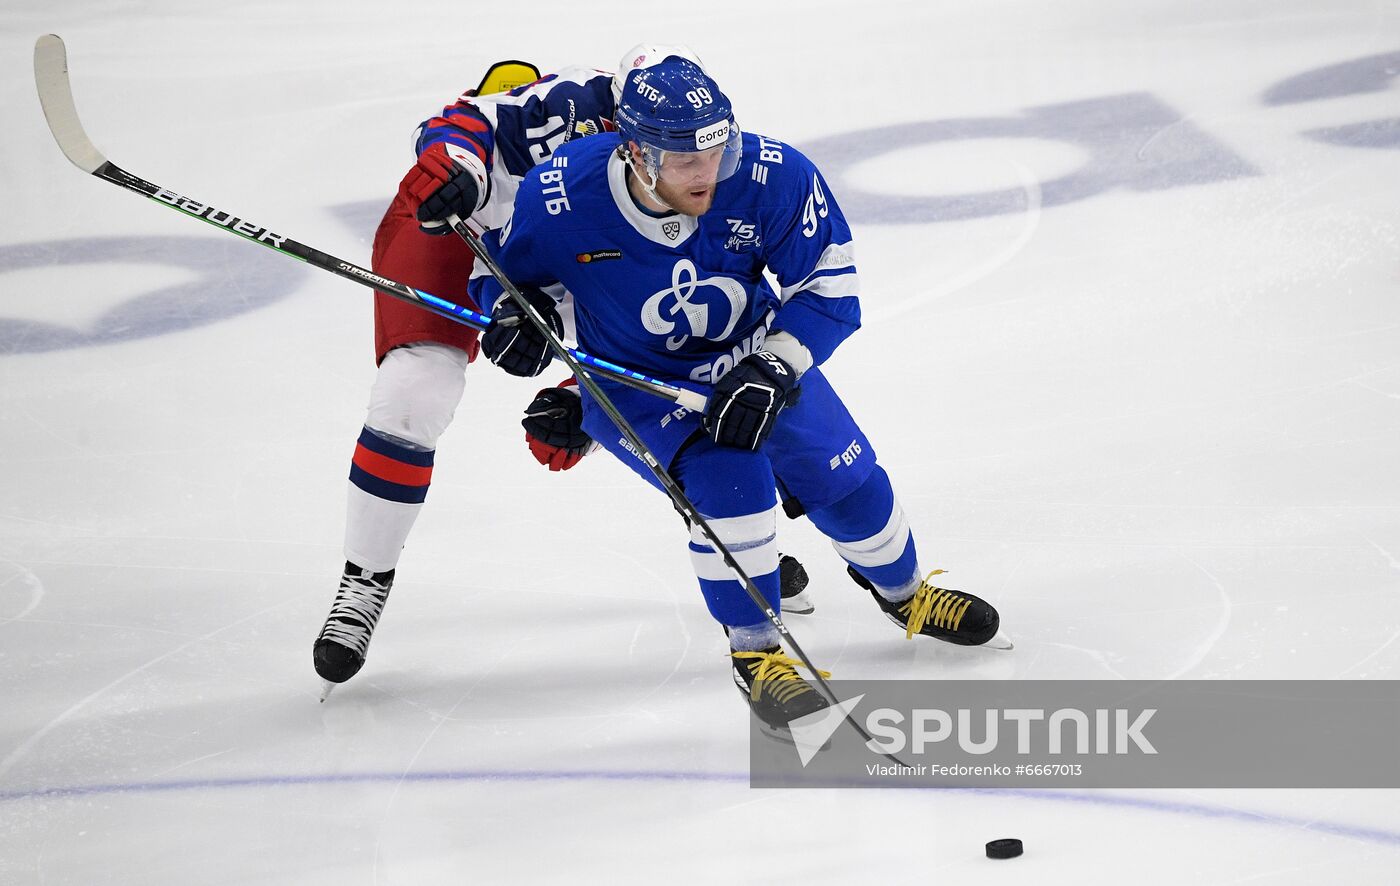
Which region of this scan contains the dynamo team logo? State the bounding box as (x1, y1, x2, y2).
(641, 259, 748, 350)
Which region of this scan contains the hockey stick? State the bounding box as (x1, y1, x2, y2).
(35, 33, 893, 760)
(30, 34, 705, 414)
(450, 217, 895, 757)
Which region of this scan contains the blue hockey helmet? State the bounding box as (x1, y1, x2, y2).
(614, 57, 743, 189)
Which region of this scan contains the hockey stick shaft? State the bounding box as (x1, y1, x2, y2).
(30, 34, 700, 411)
(462, 222, 920, 767)
(452, 217, 857, 709)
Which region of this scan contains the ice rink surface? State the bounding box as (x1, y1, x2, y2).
(2, 1, 1399, 882)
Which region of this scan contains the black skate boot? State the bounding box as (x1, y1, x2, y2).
(731, 647, 832, 741)
(848, 566, 1009, 648)
(779, 554, 814, 615)
(314, 562, 394, 690)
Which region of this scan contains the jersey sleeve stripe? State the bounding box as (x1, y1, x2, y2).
(417, 106, 496, 167)
(780, 270, 860, 302)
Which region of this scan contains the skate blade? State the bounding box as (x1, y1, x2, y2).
(886, 611, 1015, 650)
(780, 589, 814, 615)
(753, 713, 833, 753)
(981, 628, 1014, 651)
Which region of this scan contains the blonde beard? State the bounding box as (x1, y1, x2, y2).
(652, 178, 715, 217)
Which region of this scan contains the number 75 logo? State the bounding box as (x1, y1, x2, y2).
(802, 174, 829, 238)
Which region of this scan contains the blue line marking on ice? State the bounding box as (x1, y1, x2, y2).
(2, 770, 1398, 847)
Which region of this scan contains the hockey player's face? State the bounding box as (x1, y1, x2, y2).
(655, 147, 724, 215)
(631, 142, 723, 216)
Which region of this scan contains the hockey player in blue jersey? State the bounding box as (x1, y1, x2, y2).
(470, 56, 1008, 733)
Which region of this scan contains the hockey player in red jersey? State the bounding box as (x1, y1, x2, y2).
(313, 46, 811, 693)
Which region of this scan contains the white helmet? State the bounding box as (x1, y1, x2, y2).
(611, 43, 706, 106)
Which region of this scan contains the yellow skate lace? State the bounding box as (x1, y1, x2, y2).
(731, 650, 832, 704)
(900, 569, 973, 640)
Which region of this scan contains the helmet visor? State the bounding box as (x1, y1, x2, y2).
(641, 117, 743, 185)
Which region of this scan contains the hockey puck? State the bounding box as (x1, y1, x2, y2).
(985, 838, 1023, 859)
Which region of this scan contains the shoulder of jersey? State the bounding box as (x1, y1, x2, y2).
(475, 65, 610, 104)
(551, 64, 612, 86)
(735, 130, 815, 194)
(722, 130, 812, 211)
(515, 65, 612, 96)
(516, 133, 620, 229)
(555, 129, 619, 161)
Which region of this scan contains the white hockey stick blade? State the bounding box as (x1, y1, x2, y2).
(34, 34, 108, 174)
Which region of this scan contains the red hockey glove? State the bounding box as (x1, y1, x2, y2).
(404, 143, 486, 235)
(522, 378, 594, 471)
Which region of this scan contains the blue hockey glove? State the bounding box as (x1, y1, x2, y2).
(703, 351, 799, 450)
(482, 289, 563, 377)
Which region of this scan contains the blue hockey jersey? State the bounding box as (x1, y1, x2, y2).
(468, 130, 862, 390)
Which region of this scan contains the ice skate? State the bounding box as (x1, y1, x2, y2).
(730, 647, 832, 743)
(779, 553, 814, 615)
(849, 566, 1011, 649)
(314, 562, 395, 696)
